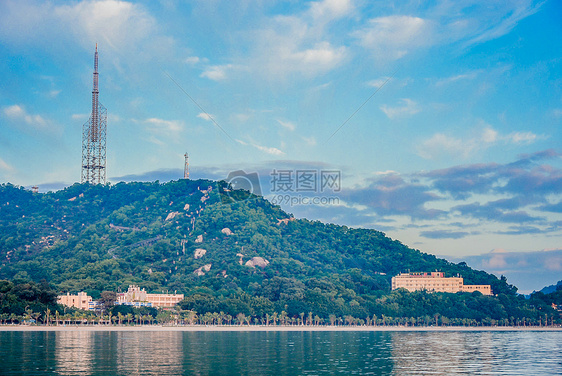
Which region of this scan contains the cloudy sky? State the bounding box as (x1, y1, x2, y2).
(1, 0, 561, 289)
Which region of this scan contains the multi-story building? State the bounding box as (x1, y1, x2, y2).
(57, 292, 93, 310)
(392, 272, 492, 295)
(117, 285, 184, 308)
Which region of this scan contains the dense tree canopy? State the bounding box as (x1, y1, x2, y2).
(0, 180, 558, 325)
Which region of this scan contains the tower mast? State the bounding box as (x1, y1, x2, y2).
(81, 44, 107, 184)
(184, 153, 189, 179)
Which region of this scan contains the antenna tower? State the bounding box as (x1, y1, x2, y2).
(184, 153, 189, 179)
(81, 44, 107, 184)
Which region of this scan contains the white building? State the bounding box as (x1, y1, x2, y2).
(392, 272, 492, 295)
(57, 292, 93, 310)
(117, 285, 184, 308)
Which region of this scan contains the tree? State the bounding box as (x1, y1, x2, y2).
(99, 291, 117, 313)
(236, 313, 246, 325)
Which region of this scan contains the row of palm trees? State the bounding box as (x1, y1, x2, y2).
(0, 309, 558, 327)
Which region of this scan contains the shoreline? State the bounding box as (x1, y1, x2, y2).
(1, 325, 561, 332)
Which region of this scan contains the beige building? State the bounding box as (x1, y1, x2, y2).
(57, 292, 93, 310)
(117, 285, 184, 308)
(392, 272, 492, 295)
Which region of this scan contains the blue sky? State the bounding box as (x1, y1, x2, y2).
(1, 0, 561, 290)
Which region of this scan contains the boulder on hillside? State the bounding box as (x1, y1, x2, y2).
(193, 263, 212, 276)
(165, 211, 180, 221)
(194, 248, 207, 259)
(245, 257, 269, 269)
(236, 253, 244, 265)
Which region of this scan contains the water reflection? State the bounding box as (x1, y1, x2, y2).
(389, 331, 562, 376)
(0, 330, 560, 375)
(115, 331, 183, 375)
(179, 331, 395, 375)
(55, 331, 94, 374)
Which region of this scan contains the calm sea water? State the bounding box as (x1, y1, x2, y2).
(0, 330, 560, 375)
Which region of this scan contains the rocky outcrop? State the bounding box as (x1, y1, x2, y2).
(195, 235, 203, 243)
(236, 253, 244, 265)
(221, 228, 233, 235)
(193, 263, 212, 276)
(245, 257, 269, 268)
(194, 248, 207, 259)
(165, 211, 180, 221)
(277, 218, 295, 225)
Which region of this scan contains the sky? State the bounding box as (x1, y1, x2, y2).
(1, 0, 561, 292)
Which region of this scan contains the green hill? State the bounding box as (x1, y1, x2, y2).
(0, 180, 558, 325)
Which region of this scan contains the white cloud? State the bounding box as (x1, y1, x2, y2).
(0, 0, 174, 68)
(462, 1, 543, 47)
(435, 71, 480, 87)
(55, 0, 159, 52)
(506, 131, 538, 144)
(351, 2, 543, 62)
(145, 118, 183, 134)
(481, 127, 498, 143)
(236, 139, 285, 156)
(200, 64, 234, 81)
(197, 113, 214, 121)
(72, 113, 89, 120)
(354, 15, 433, 61)
(380, 99, 420, 119)
(367, 77, 391, 88)
(249, 0, 351, 78)
(0, 158, 14, 172)
(3, 104, 48, 129)
(184, 56, 201, 65)
(418, 126, 541, 160)
(232, 112, 252, 123)
(256, 37, 347, 77)
(310, 0, 353, 23)
(254, 144, 285, 156)
(48, 90, 61, 98)
(277, 119, 296, 131)
(302, 136, 317, 146)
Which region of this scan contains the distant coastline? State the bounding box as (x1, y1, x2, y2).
(1, 325, 561, 332)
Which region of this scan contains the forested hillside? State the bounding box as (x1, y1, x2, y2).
(0, 180, 559, 325)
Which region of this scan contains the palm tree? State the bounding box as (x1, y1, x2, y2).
(23, 309, 33, 325)
(142, 314, 151, 325)
(1, 313, 10, 325)
(126, 313, 133, 325)
(280, 311, 287, 326)
(32, 312, 41, 325)
(224, 314, 232, 326)
(73, 311, 83, 325)
(212, 312, 220, 325)
(186, 310, 197, 325)
(118, 312, 123, 326)
(236, 313, 246, 325)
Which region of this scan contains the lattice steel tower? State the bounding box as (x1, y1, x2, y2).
(184, 153, 189, 179)
(81, 44, 107, 184)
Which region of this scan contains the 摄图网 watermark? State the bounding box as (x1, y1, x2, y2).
(220, 168, 341, 206)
